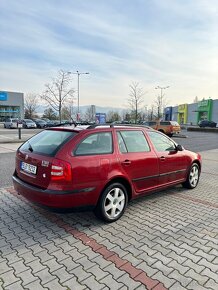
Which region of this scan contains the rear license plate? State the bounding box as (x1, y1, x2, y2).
(21, 161, 37, 175)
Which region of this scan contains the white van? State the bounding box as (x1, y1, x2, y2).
(4, 118, 18, 129)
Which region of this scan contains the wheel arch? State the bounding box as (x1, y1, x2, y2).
(192, 159, 201, 172)
(100, 176, 133, 203)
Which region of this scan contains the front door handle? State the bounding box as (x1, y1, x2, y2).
(122, 160, 131, 165)
(160, 156, 165, 161)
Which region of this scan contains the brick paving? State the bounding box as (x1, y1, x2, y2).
(0, 149, 218, 289)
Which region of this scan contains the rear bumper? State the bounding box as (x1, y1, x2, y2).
(12, 174, 97, 209)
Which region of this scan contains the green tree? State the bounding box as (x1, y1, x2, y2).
(106, 111, 121, 123)
(42, 108, 57, 120)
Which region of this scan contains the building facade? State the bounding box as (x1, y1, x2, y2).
(164, 98, 218, 125)
(0, 91, 24, 122)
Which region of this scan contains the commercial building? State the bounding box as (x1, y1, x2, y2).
(164, 98, 218, 125)
(0, 91, 24, 122)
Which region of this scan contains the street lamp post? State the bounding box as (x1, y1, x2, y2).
(68, 71, 89, 121)
(155, 86, 170, 119)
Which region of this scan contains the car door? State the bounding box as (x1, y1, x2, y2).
(116, 130, 159, 195)
(147, 131, 188, 186)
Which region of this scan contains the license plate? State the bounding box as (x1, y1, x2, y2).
(21, 161, 37, 175)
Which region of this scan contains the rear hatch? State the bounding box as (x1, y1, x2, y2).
(15, 129, 77, 189)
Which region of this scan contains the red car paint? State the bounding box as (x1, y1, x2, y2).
(13, 125, 201, 211)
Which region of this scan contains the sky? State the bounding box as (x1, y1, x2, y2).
(0, 0, 218, 110)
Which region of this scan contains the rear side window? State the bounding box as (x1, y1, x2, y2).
(160, 121, 170, 125)
(19, 130, 76, 156)
(117, 130, 150, 153)
(75, 132, 113, 155)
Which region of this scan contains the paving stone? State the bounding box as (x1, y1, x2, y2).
(184, 269, 209, 286)
(25, 279, 49, 290)
(0, 260, 12, 274)
(18, 250, 38, 264)
(152, 260, 174, 276)
(44, 277, 69, 289)
(151, 271, 176, 289)
(136, 261, 158, 277)
(11, 259, 31, 274)
(198, 258, 218, 273)
(0, 269, 20, 287)
(4, 280, 24, 290)
(43, 258, 63, 273)
(63, 277, 87, 290)
(17, 268, 39, 286)
(69, 265, 92, 282)
(27, 259, 47, 274)
(89, 254, 111, 269)
(169, 282, 189, 290)
(35, 249, 54, 263)
(82, 275, 107, 290)
(34, 267, 57, 285)
(103, 263, 125, 280)
(117, 273, 142, 289)
(186, 280, 210, 290)
(182, 258, 205, 273)
(168, 269, 192, 287)
(204, 278, 218, 289)
(99, 273, 124, 290)
(52, 266, 75, 283)
(201, 268, 218, 283)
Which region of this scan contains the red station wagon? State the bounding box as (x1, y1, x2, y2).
(13, 124, 202, 222)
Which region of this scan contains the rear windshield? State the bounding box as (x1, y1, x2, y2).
(19, 130, 77, 156)
(170, 121, 180, 126)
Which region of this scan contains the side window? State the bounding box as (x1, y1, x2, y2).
(148, 131, 176, 152)
(117, 130, 150, 153)
(75, 132, 113, 156)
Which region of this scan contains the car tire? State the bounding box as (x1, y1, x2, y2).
(182, 163, 200, 189)
(94, 183, 128, 222)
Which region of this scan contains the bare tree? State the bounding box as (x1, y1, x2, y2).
(41, 70, 75, 122)
(128, 82, 144, 123)
(153, 87, 169, 120)
(24, 93, 39, 119)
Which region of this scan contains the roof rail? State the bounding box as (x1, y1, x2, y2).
(86, 123, 113, 129)
(86, 123, 152, 129)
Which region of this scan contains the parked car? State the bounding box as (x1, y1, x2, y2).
(4, 118, 18, 129)
(46, 120, 60, 127)
(22, 119, 37, 129)
(32, 119, 47, 128)
(198, 120, 217, 128)
(13, 124, 201, 222)
(142, 121, 181, 137)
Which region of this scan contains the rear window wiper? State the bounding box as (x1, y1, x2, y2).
(27, 140, 33, 152)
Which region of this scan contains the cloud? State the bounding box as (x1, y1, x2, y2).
(0, 0, 217, 109)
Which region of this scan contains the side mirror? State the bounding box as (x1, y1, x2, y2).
(176, 144, 184, 151)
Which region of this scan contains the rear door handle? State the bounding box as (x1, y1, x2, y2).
(122, 160, 131, 165)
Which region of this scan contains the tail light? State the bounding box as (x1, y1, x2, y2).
(51, 158, 72, 182)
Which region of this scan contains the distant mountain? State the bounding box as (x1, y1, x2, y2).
(37, 104, 126, 116)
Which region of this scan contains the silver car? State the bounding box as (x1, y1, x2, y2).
(22, 119, 37, 129)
